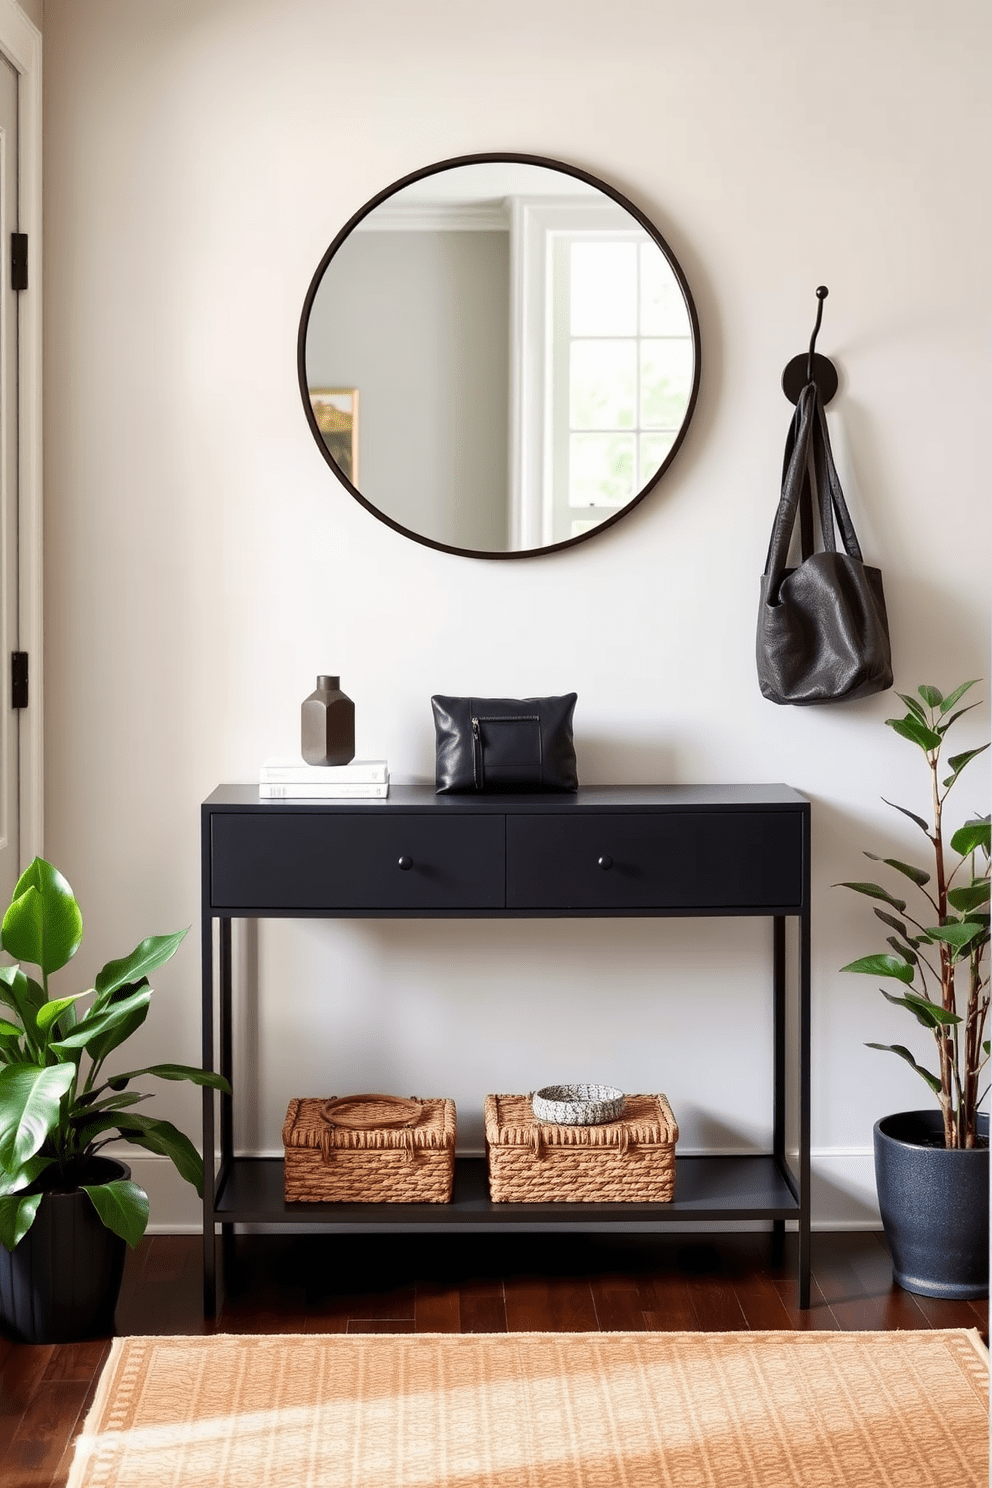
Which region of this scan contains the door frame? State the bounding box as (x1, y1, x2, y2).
(0, 0, 41, 866)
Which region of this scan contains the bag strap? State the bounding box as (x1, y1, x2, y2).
(780, 393, 816, 562)
(810, 390, 864, 562)
(763, 381, 818, 585)
(764, 381, 865, 589)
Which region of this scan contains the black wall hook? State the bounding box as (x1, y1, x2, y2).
(782, 285, 838, 405)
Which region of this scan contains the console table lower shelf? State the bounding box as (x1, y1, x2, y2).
(213, 1153, 802, 1230)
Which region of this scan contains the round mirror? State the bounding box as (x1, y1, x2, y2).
(298, 153, 700, 558)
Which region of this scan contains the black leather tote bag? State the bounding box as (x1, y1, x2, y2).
(756, 381, 892, 705)
(431, 694, 578, 793)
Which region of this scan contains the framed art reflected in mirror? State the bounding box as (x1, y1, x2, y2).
(308, 388, 359, 486)
(298, 154, 701, 559)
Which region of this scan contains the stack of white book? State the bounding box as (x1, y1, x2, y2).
(258, 758, 389, 799)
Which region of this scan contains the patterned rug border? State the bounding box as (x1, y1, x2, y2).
(84, 1326, 991, 1357)
(84, 1326, 992, 1370)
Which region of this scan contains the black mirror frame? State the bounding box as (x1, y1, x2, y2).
(297, 152, 701, 560)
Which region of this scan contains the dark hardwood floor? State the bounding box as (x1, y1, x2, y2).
(2, 1229, 987, 1487)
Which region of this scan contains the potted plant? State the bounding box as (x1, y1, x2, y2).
(839, 681, 989, 1298)
(0, 858, 229, 1341)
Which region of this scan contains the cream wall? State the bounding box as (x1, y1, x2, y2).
(42, 0, 990, 1228)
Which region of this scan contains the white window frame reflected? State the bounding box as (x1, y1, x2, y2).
(552, 232, 645, 542)
(509, 199, 692, 549)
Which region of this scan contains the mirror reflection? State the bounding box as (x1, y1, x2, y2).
(300, 157, 699, 557)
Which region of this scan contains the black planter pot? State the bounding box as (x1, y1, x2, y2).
(874, 1111, 989, 1300)
(0, 1157, 130, 1343)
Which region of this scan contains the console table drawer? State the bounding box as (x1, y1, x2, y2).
(210, 813, 505, 910)
(506, 812, 803, 910)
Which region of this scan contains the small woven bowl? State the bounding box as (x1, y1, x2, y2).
(531, 1083, 625, 1126)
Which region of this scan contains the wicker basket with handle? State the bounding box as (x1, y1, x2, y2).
(282, 1093, 456, 1203)
(485, 1092, 678, 1203)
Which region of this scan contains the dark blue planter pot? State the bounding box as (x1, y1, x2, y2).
(0, 1157, 129, 1343)
(874, 1111, 989, 1300)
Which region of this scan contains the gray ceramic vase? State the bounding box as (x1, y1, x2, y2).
(873, 1110, 989, 1300)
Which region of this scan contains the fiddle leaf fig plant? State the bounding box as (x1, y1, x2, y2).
(0, 858, 229, 1251)
(838, 682, 990, 1149)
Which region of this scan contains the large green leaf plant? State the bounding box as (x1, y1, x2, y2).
(839, 682, 990, 1149)
(0, 859, 228, 1251)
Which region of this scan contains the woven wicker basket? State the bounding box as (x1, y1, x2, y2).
(485, 1092, 678, 1203)
(282, 1094, 456, 1203)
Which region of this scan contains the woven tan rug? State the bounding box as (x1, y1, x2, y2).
(67, 1329, 988, 1488)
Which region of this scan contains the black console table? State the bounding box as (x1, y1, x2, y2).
(201, 783, 811, 1311)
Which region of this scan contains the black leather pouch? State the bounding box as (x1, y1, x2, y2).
(431, 694, 578, 794)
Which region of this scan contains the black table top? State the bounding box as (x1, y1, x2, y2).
(205, 782, 808, 814)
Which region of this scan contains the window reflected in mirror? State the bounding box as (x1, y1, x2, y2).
(554, 236, 693, 542)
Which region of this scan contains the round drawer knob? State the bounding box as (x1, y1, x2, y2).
(597, 855, 613, 871)
(397, 855, 413, 871)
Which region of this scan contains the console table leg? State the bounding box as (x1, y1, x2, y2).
(772, 916, 786, 1166)
(199, 898, 223, 1321)
(201, 905, 218, 1316)
(798, 1224, 811, 1310)
(219, 919, 234, 1168)
(203, 1228, 217, 1316)
(798, 901, 812, 1309)
(221, 1222, 236, 1292)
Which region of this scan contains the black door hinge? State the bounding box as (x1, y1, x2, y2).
(11, 652, 27, 708)
(11, 233, 27, 292)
